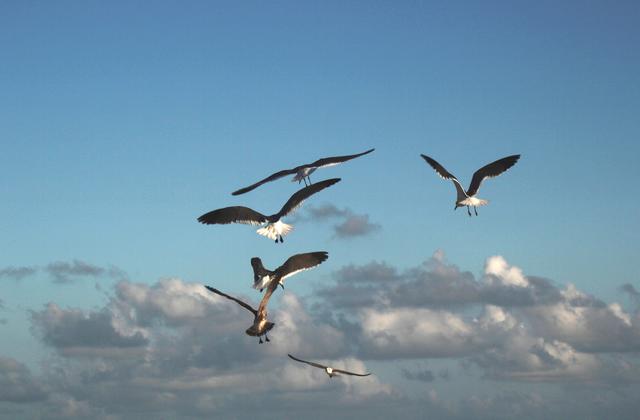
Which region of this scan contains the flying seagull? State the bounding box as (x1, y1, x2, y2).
(198, 178, 341, 243)
(231, 148, 374, 195)
(205, 285, 275, 344)
(287, 354, 372, 378)
(251, 251, 328, 292)
(421, 154, 520, 216)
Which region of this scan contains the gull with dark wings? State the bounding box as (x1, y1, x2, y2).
(205, 252, 328, 343)
(204, 286, 275, 344)
(288, 354, 372, 378)
(198, 178, 340, 243)
(232, 148, 374, 195)
(421, 154, 520, 216)
(252, 251, 328, 292)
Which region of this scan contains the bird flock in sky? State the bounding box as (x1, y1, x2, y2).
(196, 149, 520, 378)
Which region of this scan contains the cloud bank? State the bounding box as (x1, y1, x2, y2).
(1, 253, 640, 418)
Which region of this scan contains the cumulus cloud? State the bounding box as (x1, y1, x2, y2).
(30, 304, 148, 357)
(0, 357, 46, 403)
(298, 204, 381, 238)
(315, 252, 562, 311)
(3, 253, 640, 418)
(312, 251, 640, 388)
(17, 278, 388, 418)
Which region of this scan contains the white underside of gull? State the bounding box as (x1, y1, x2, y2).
(256, 220, 293, 240)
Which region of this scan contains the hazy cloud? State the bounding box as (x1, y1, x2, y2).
(402, 368, 435, 382)
(300, 204, 381, 238)
(0, 266, 37, 281)
(620, 283, 640, 309)
(335, 213, 381, 238)
(45, 260, 125, 284)
(0, 260, 126, 285)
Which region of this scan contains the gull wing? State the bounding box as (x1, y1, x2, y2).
(420, 154, 467, 200)
(251, 257, 270, 278)
(287, 354, 328, 370)
(421, 154, 457, 180)
(197, 206, 268, 225)
(276, 252, 329, 283)
(231, 168, 298, 196)
(307, 148, 375, 169)
(332, 368, 372, 377)
(256, 282, 278, 320)
(204, 286, 257, 316)
(251, 257, 273, 289)
(276, 178, 341, 218)
(466, 154, 520, 197)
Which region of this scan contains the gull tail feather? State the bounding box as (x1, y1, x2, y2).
(256, 221, 293, 240)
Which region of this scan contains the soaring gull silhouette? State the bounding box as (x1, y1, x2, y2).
(421, 154, 520, 216)
(288, 354, 372, 378)
(198, 178, 340, 242)
(232, 149, 373, 195)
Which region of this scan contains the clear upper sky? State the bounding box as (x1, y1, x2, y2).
(1, 1, 639, 418)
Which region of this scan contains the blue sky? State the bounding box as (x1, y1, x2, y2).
(1, 1, 640, 418)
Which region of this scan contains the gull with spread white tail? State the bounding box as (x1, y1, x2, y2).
(287, 354, 372, 378)
(197, 178, 340, 243)
(231, 149, 373, 195)
(251, 251, 328, 292)
(421, 154, 520, 216)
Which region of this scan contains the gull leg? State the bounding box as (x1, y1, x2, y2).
(265, 333, 270, 342)
(474, 207, 478, 216)
(307, 175, 312, 184)
(303, 177, 308, 186)
(274, 238, 278, 244)
(259, 337, 263, 344)
(467, 206, 471, 217)
(279, 235, 284, 243)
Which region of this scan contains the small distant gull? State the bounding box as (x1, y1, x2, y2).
(232, 148, 374, 195)
(421, 154, 520, 216)
(198, 178, 340, 243)
(251, 251, 328, 292)
(205, 285, 274, 344)
(287, 354, 372, 378)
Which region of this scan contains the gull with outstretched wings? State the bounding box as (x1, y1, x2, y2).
(205, 285, 275, 344)
(421, 154, 520, 216)
(251, 251, 328, 292)
(232, 148, 373, 195)
(205, 250, 328, 343)
(198, 178, 340, 242)
(288, 354, 372, 378)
